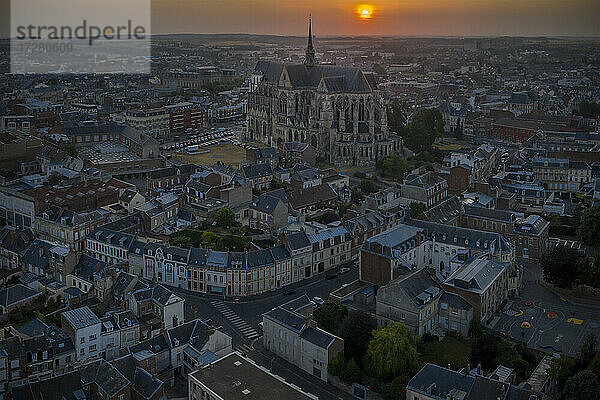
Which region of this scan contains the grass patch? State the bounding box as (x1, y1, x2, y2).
(174, 143, 246, 168)
(418, 334, 471, 370)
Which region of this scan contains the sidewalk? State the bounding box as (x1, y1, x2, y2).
(539, 279, 600, 309)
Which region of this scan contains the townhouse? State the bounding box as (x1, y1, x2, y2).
(249, 188, 290, 232)
(33, 206, 110, 251)
(128, 285, 185, 334)
(0, 226, 34, 270)
(401, 172, 449, 207)
(241, 163, 273, 190)
(85, 227, 135, 265)
(147, 164, 201, 195)
(61, 306, 102, 362)
(262, 296, 343, 382)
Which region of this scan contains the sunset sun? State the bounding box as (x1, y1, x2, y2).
(356, 4, 374, 21)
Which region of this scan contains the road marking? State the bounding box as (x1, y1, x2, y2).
(567, 318, 583, 325)
(514, 310, 523, 317)
(210, 300, 259, 340)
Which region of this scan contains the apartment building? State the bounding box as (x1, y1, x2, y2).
(125, 107, 170, 137)
(442, 257, 510, 323)
(0, 187, 36, 228)
(532, 157, 592, 192)
(401, 172, 449, 207)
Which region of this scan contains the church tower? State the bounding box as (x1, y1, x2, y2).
(304, 15, 316, 67)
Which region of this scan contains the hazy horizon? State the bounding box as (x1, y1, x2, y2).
(151, 0, 600, 37)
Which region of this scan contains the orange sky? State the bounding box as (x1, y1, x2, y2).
(151, 0, 600, 36)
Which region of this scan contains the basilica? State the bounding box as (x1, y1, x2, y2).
(246, 18, 403, 167)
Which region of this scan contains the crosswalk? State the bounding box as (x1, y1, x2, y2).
(210, 300, 260, 340)
(236, 344, 253, 355)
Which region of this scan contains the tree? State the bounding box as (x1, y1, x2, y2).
(560, 370, 600, 400)
(47, 172, 65, 186)
(363, 322, 419, 381)
(314, 300, 348, 333)
(576, 257, 600, 288)
(215, 207, 236, 228)
(360, 179, 377, 195)
(578, 205, 600, 248)
(409, 202, 427, 219)
(452, 122, 463, 139)
(376, 153, 408, 181)
(387, 375, 409, 400)
(541, 246, 583, 288)
(386, 99, 409, 136)
(469, 318, 484, 338)
(511, 357, 530, 380)
(549, 356, 575, 393)
(328, 353, 346, 378)
(201, 231, 223, 250)
(404, 108, 444, 153)
(344, 359, 362, 383)
(589, 353, 600, 380)
(338, 311, 377, 364)
(469, 335, 499, 371)
(576, 333, 598, 371)
(577, 100, 600, 119)
(63, 144, 78, 157)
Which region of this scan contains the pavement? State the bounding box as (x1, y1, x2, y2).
(490, 260, 600, 356)
(170, 266, 360, 399)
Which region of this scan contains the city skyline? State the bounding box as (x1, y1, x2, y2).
(151, 0, 600, 37)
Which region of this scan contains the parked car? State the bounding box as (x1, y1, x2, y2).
(340, 267, 350, 274)
(312, 296, 324, 305)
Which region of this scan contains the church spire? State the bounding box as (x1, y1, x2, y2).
(304, 15, 316, 67)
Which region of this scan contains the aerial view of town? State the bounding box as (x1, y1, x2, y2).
(0, 1, 599, 399)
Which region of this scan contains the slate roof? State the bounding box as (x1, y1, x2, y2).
(21, 239, 55, 271)
(445, 257, 509, 294)
(249, 147, 279, 160)
(132, 284, 182, 307)
(71, 254, 108, 282)
(251, 189, 289, 213)
(286, 231, 311, 251)
(79, 359, 130, 397)
(10, 370, 84, 400)
(300, 326, 336, 349)
(288, 183, 337, 209)
(255, 61, 375, 93)
(0, 227, 35, 253)
(89, 227, 135, 249)
(61, 306, 101, 330)
(242, 163, 273, 179)
(462, 205, 515, 223)
(15, 318, 49, 337)
(148, 164, 197, 180)
(0, 284, 41, 308)
(270, 245, 291, 262)
(407, 220, 513, 253)
(111, 354, 164, 400)
(439, 292, 473, 311)
(382, 269, 441, 309)
(130, 333, 170, 355)
(345, 211, 387, 234)
(423, 196, 462, 225)
(513, 215, 549, 236)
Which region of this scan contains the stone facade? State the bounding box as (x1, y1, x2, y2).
(247, 19, 402, 167)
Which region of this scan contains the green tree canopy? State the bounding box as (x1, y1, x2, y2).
(363, 322, 419, 381)
(360, 179, 377, 195)
(201, 231, 223, 250)
(386, 99, 409, 136)
(409, 202, 427, 219)
(314, 299, 348, 333)
(577, 258, 600, 288)
(542, 246, 584, 288)
(404, 108, 444, 153)
(215, 207, 236, 228)
(549, 356, 575, 393)
(63, 144, 78, 157)
(578, 205, 600, 248)
(376, 153, 408, 181)
(338, 311, 377, 365)
(469, 334, 499, 371)
(560, 370, 600, 400)
(576, 333, 598, 371)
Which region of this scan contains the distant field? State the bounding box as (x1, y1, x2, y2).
(174, 143, 247, 168)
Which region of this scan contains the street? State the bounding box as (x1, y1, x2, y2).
(170, 266, 360, 400)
